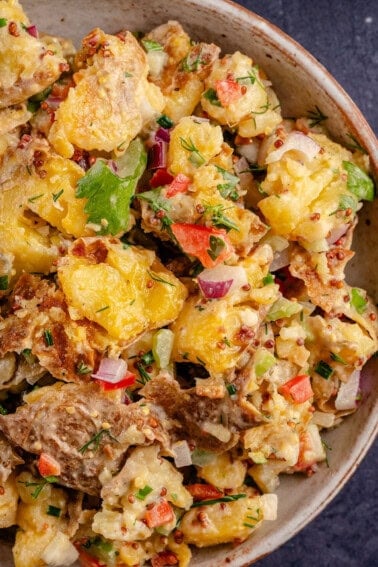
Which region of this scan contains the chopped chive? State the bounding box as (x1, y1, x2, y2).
(262, 273, 274, 285)
(76, 361, 93, 375)
(140, 350, 154, 365)
(307, 105, 328, 127)
(203, 88, 222, 107)
(78, 429, 118, 454)
(136, 363, 151, 385)
(350, 288, 367, 314)
(52, 189, 64, 202)
(191, 493, 247, 507)
(28, 193, 44, 203)
(0, 275, 8, 290)
(43, 329, 54, 347)
(46, 505, 61, 517)
(96, 305, 110, 313)
(18, 476, 59, 499)
(157, 114, 174, 129)
(0, 404, 8, 415)
(330, 352, 347, 365)
(0, 18, 7, 27)
(226, 384, 237, 396)
(141, 38, 163, 52)
(147, 270, 175, 287)
(135, 485, 153, 500)
(124, 71, 133, 78)
(315, 360, 333, 379)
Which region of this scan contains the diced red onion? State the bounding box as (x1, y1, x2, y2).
(335, 369, 361, 411)
(26, 24, 38, 38)
(198, 265, 248, 298)
(155, 127, 170, 143)
(148, 140, 167, 169)
(236, 141, 260, 164)
(172, 440, 192, 468)
(270, 246, 292, 272)
(108, 160, 118, 174)
(265, 131, 321, 164)
(191, 116, 210, 124)
(92, 357, 127, 384)
(326, 223, 349, 245)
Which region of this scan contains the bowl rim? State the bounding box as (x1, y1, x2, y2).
(2, 2, 378, 566)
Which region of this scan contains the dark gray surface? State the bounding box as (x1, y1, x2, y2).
(233, 1, 378, 566)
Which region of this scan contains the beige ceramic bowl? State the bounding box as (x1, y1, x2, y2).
(2, 1, 377, 566)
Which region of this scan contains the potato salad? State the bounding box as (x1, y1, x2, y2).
(0, 1, 377, 566)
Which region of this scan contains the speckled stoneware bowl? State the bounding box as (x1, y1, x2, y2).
(2, 1, 377, 566)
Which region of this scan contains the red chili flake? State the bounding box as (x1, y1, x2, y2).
(173, 530, 184, 544)
(274, 138, 284, 148)
(8, 21, 19, 36)
(59, 62, 70, 73)
(336, 250, 345, 261)
(17, 134, 32, 149)
(310, 212, 320, 221)
(369, 313, 377, 321)
(241, 85, 247, 95)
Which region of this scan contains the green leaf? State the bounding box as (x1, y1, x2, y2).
(141, 38, 163, 52)
(191, 493, 247, 508)
(215, 165, 240, 201)
(203, 88, 222, 107)
(46, 505, 61, 517)
(135, 485, 153, 500)
(343, 161, 374, 201)
(0, 18, 7, 27)
(262, 273, 275, 286)
(315, 360, 333, 379)
(0, 275, 8, 290)
(350, 287, 367, 314)
(266, 298, 302, 321)
(76, 138, 147, 235)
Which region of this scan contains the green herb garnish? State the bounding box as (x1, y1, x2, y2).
(147, 270, 176, 287)
(18, 476, 59, 499)
(46, 505, 61, 517)
(262, 273, 275, 285)
(76, 361, 93, 375)
(157, 114, 174, 129)
(0, 404, 8, 415)
(330, 352, 347, 365)
(28, 193, 44, 203)
(137, 188, 172, 228)
(226, 384, 237, 396)
(140, 350, 155, 365)
(135, 485, 153, 500)
(307, 105, 328, 127)
(203, 88, 222, 107)
(191, 493, 246, 507)
(0, 275, 8, 290)
(315, 360, 333, 379)
(0, 18, 7, 27)
(141, 38, 163, 52)
(204, 204, 239, 232)
(136, 362, 151, 385)
(76, 138, 147, 235)
(180, 137, 206, 167)
(43, 329, 54, 347)
(206, 235, 226, 261)
(350, 287, 367, 314)
(52, 189, 64, 202)
(78, 429, 119, 454)
(344, 133, 367, 155)
(215, 165, 240, 201)
(342, 161, 374, 202)
(22, 348, 36, 365)
(95, 305, 110, 313)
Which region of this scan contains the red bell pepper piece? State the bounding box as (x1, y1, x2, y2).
(144, 499, 174, 528)
(95, 371, 136, 391)
(215, 78, 243, 107)
(150, 168, 174, 188)
(37, 453, 61, 477)
(166, 173, 191, 197)
(171, 223, 234, 268)
(187, 483, 223, 501)
(279, 374, 313, 404)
